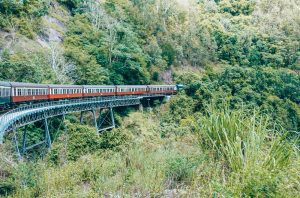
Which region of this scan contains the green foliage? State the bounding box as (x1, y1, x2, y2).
(64, 14, 109, 85)
(0, 53, 55, 83)
(64, 12, 150, 85)
(0, 0, 300, 197)
(0, 0, 49, 17)
(0, 176, 14, 196)
(0, 0, 49, 38)
(219, 0, 255, 16)
(168, 94, 195, 122)
(57, 0, 83, 12)
(165, 156, 200, 188)
(99, 128, 131, 150)
(199, 103, 289, 171)
(49, 121, 131, 163)
(183, 67, 300, 132)
(49, 121, 100, 162)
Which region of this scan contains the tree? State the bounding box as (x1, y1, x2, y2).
(48, 42, 75, 84)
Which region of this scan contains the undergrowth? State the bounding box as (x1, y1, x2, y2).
(0, 102, 299, 197)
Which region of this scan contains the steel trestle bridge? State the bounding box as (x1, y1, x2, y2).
(0, 94, 169, 158)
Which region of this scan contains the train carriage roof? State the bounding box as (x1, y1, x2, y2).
(9, 82, 48, 88)
(147, 85, 175, 87)
(116, 85, 148, 88)
(83, 85, 116, 89)
(48, 84, 83, 88)
(0, 82, 11, 87)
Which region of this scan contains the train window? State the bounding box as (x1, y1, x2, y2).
(3, 88, 7, 96)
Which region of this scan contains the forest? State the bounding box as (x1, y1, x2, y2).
(0, 0, 299, 197)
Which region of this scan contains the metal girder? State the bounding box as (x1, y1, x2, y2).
(0, 94, 170, 156)
(0, 95, 146, 143)
(97, 106, 115, 133)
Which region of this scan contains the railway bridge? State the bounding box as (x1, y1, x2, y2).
(0, 94, 169, 158)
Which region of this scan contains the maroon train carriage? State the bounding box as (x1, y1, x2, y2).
(48, 84, 83, 99)
(116, 85, 148, 95)
(0, 82, 179, 111)
(148, 85, 176, 94)
(10, 82, 49, 103)
(83, 85, 116, 97)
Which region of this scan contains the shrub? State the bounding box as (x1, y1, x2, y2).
(198, 102, 297, 196)
(49, 121, 101, 163)
(165, 156, 200, 188)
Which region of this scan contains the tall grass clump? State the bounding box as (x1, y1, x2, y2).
(197, 103, 299, 196)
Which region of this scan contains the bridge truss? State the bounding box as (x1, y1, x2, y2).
(0, 94, 168, 158)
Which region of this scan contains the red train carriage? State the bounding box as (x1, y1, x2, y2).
(116, 85, 148, 95)
(11, 82, 49, 103)
(48, 84, 83, 99)
(0, 82, 180, 110)
(83, 85, 116, 97)
(148, 85, 176, 95)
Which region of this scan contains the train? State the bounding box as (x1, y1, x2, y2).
(0, 82, 183, 110)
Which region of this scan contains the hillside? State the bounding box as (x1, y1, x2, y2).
(0, 0, 299, 197)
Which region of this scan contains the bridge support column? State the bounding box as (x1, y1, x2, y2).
(97, 106, 115, 133)
(44, 118, 51, 148)
(12, 128, 22, 160)
(22, 126, 27, 155)
(92, 109, 98, 133)
(139, 103, 143, 112)
(80, 111, 84, 124)
(110, 107, 115, 128)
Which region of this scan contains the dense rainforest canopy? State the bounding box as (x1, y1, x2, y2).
(0, 0, 299, 197)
